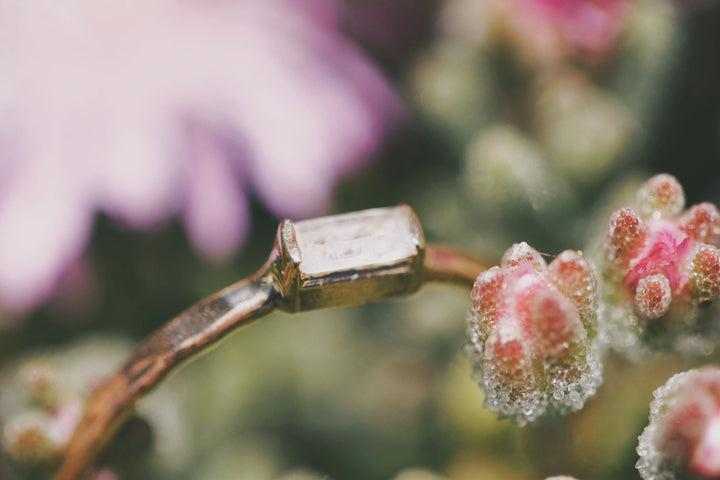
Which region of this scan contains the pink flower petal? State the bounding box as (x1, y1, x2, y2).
(0, 0, 399, 312)
(0, 157, 92, 311)
(180, 121, 249, 261)
(92, 112, 178, 229)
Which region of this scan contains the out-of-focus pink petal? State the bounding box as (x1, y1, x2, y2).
(210, 0, 401, 218)
(180, 121, 249, 261)
(92, 113, 178, 229)
(0, 157, 92, 311)
(0, 0, 399, 312)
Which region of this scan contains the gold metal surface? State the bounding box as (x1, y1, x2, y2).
(53, 205, 487, 480)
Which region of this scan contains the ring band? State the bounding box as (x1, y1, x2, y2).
(54, 205, 486, 480)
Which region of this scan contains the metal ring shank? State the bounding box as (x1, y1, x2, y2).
(53, 232, 486, 479)
(53, 263, 282, 480)
(423, 244, 486, 288)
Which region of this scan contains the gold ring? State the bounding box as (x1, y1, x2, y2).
(54, 205, 487, 480)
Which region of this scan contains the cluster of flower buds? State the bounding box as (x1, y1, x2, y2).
(465, 242, 602, 425)
(637, 368, 720, 480)
(600, 174, 720, 355)
(1, 357, 83, 468)
(0, 338, 181, 478)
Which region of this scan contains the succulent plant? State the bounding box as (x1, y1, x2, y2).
(637, 368, 720, 480)
(465, 242, 602, 424)
(599, 174, 720, 356)
(0, 337, 189, 479)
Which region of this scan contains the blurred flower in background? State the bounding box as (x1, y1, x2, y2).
(0, 337, 189, 479)
(520, 0, 628, 53)
(0, 0, 400, 314)
(438, 0, 630, 67)
(411, 0, 680, 257)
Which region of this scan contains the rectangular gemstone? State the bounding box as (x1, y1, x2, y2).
(277, 205, 426, 311)
(292, 205, 422, 276)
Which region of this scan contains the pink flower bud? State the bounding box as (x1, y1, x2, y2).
(466, 242, 601, 424)
(468, 267, 505, 344)
(546, 250, 598, 336)
(635, 274, 672, 320)
(501, 241, 548, 270)
(600, 174, 720, 356)
(680, 203, 720, 245)
(637, 174, 685, 219)
(637, 368, 720, 479)
(605, 207, 647, 267)
(692, 245, 720, 304)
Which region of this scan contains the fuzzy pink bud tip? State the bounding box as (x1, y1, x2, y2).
(637, 173, 685, 219)
(501, 241, 547, 271)
(527, 288, 579, 354)
(638, 368, 720, 480)
(468, 267, 505, 344)
(466, 243, 601, 424)
(545, 250, 598, 336)
(601, 174, 720, 355)
(635, 274, 672, 319)
(485, 330, 535, 389)
(681, 203, 720, 246)
(692, 245, 720, 303)
(605, 207, 647, 266)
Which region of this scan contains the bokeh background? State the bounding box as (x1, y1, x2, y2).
(0, 1, 719, 479)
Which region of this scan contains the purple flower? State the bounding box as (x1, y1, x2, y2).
(0, 0, 400, 313)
